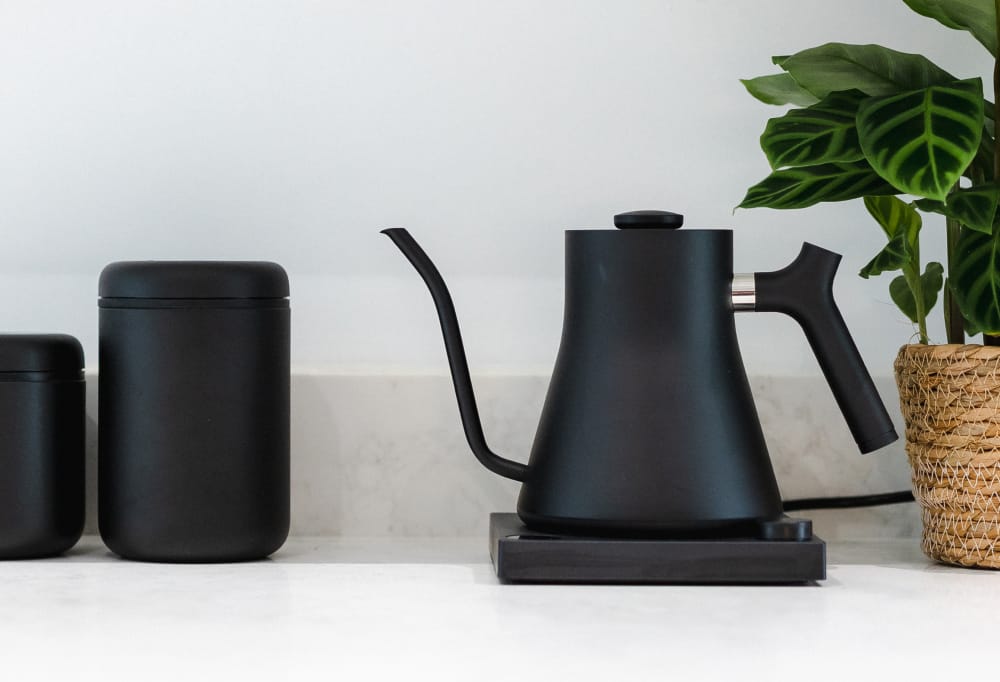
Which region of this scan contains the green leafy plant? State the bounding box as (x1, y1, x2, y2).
(739, 0, 1000, 345)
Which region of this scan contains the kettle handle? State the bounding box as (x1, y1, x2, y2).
(749, 243, 898, 453)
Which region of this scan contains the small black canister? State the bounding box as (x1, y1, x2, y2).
(0, 334, 85, 558)
(99, 262, 290, 562)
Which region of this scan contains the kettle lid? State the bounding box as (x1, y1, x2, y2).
(614, 210, 684, 229)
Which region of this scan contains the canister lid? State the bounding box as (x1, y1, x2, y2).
(0, 334, 84, 376)
(99, 261, 289, 299)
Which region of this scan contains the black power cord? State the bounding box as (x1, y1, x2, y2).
(782, 490, 915, 512)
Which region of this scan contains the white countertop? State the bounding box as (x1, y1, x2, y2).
(4, 536, 995, 681)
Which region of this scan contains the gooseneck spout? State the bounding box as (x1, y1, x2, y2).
(382, 228, 528, 482)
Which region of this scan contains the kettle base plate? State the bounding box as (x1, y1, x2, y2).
(489, 513, 825, 584)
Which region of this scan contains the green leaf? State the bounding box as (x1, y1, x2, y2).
(902, 0, 997, 57)
(916, 185, 1000, 234)
(952, 229, 1000, 333)
(760, 90, 867, 168)
(890, 262, 944, 323)
(943, 278, 982, 337)
(860, 232, 910, 279)
(775, 43, 957, 98)
(889, 276, 914, 321)
(922, 261, 945, 310)
(741, 73, 820, 107)
(863, 195, 922, 240)
(951, 186, 1000, 233)
(914, 198, 948, 216)
(857, 78, 984, 202)
(738, 161, 897, 210)
(859, 196, 921, 279)
(976, 122, 995, 173)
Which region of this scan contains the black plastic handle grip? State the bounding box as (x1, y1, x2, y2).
(755, 243, 898, 454)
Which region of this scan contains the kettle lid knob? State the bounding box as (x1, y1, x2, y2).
(614, 210, 684, 229)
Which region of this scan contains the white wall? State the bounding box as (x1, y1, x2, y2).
(0, 0, 988, 375)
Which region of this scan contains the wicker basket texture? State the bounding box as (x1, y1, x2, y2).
(896, 344, 1000, 568)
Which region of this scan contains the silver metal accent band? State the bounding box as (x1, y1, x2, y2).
(731, 273, 756, 311)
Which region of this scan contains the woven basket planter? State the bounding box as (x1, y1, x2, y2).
(895, 344, 1000, 569)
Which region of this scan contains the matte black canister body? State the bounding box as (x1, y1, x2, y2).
(98, 262, 290, 562)
(0, 334, 85, 558)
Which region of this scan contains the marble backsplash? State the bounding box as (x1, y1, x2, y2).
(81, 373, 921, 541)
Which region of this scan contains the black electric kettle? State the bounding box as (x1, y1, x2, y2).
(383, 210, 898, 536)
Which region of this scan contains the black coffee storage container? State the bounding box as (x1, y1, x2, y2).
(99, 262, 290, 562)
(0, 334, 85, 558)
